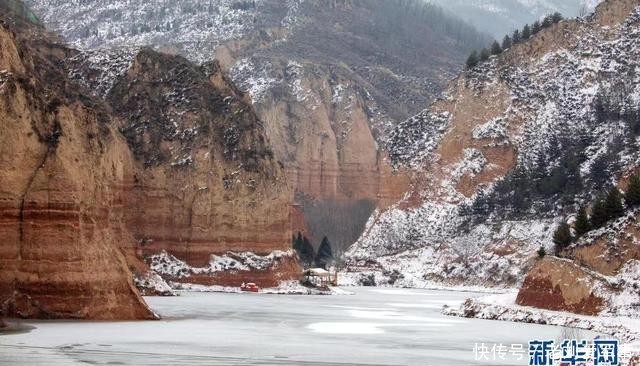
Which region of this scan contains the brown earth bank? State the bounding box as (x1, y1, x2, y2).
(564, 211, 640, 276)
(0, 12, 154, 320)
(516, 258, 605, 315)
(517, 210, 640, 317)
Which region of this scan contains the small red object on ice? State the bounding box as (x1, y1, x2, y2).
(240, 282, 259, 292)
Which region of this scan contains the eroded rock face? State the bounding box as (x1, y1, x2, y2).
(24, 0, 490, 251)
(516, 258, 604, 315)
(0, 15, 154, 319)
(1, 0, 300, 315)
(345, 0, 640, 288)
(564, 210, 640, 276)
(97, 48, 298, 285)
(215, 0, 487, 246)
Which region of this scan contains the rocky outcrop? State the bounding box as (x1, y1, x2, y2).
(218, 1, 488, 248)
(119, 51, 292, 258)
(516, 258, 605, 315)
(0, 11, 154, 319)
(1, 0, 298, 318)
(516, 210, 640, 316)
(65, 46, 299, 287)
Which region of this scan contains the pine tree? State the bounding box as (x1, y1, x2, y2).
(605, 187, 625, 219)
(590, 198, 609, 229)
(552, 12, 564, 23)
(490, 40, 502, 55)
(293, 232, 303, 251)
(553, 221, 572, 254)
(466, 50, 479, 69)
(542, 15, 553, 28)
(626, 174, 640, 207)
(537, 246, 547, 259)
(502, 35, 512, 50)
(574, 206, 591, 238)
(512, 29, 521, 44)
(293, 232, 306, 265)
(479, 48, 490, 62)
(532, 20, 542, 34)
(314, 236, 334, 269)
(299, 236, 315, 268)
(522, 24, 531, 40)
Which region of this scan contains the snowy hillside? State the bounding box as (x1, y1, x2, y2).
(24, 0, 282, 63)
(345, 2, 640, 288)
(429, 0, 603, 37)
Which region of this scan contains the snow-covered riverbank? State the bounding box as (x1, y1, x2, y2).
(443, 291, 640, 364)
(171, 281, 355, 296)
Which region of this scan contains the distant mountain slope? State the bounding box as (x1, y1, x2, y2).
(344, 0, 640, 289)
(429, 0, 602, 37)
(25, 0, 491, 253)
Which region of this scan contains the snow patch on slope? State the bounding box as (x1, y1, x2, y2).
(149, 249, 296, 279)
(26, 0, 263, 64)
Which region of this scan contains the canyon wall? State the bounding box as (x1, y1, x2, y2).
(24, 0, 490, 251)
(344, 0, 640, 297)
(102, 49, 299, 286)
(0, 0, 301, 318)
(0, 13, 154, 319)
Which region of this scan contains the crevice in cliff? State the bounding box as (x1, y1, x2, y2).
(18, 115, 62, 251)
(185, 192, 199, 265)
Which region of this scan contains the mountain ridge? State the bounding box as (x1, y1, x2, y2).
(343, 0, 640, 301)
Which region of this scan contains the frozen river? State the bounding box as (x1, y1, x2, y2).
(0, 287, 599, 365)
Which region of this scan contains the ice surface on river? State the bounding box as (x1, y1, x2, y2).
(0, 288, 600, 365)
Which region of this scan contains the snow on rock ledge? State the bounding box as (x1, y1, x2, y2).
(149, 250, 297, 277)
(134, 272, 176, 297)
(147, 250, 301, 288)
(443, 291, 640, 364)
(345, 207, 556, 288)
(170, 281, 353, 296)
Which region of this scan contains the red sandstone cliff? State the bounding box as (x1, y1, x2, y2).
(102, 49, 300, 287)
(0, 12, 154, 319)
(0, 0, 300, 318)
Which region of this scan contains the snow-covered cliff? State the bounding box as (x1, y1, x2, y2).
(345, 0, 640, 289)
